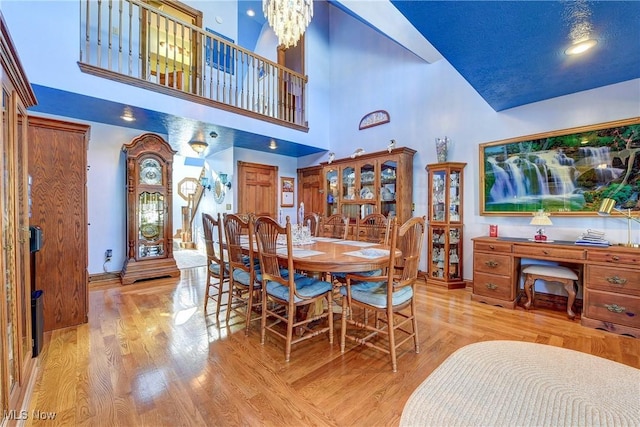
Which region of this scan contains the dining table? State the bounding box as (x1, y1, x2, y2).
(241, 235, 396, 278)
(240, 234, 397, 322)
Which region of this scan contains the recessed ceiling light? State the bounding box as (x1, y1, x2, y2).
(565, 39, 598, 56)
(246, 9, 255, 17)
(121, 107, 136, 122)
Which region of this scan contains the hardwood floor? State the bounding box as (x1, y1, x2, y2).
(25, 267, 639, 426)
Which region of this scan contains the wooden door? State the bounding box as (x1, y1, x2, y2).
(237, 161, 277, 217)
(297, 165, 323, 215)
(28, 117, 89, 331)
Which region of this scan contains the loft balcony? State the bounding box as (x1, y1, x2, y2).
(78, 0, 308, 131)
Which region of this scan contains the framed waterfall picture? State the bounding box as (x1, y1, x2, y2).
(479, 117, 640, 216)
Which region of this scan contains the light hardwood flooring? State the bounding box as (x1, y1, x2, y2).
(24, 267, 639, 426)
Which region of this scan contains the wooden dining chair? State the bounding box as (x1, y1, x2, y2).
(254, 215, 334, 362)
(356, 213, 390, 244)
(202, 212, 230, 319)
(223, 213, 262, 334)
(319, 214, 349, 239)
(332, 213, 390, 286)
(303, 212, 320, 237)
(340, 216, 426, 372)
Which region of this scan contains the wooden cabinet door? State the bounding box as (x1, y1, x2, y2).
(237, 161, 277, 217)
(28, 117, 89, 331)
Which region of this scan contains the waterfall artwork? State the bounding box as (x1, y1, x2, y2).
(480, 118, 640, 215)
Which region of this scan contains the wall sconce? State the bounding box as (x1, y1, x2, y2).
(200, 177, 211, 192)
(189, 140, 208, 154)
(269, 139, 277, 150)
(597, 197, 640, 247)
(530, 209, 553, 241)
(219, 173, 232, 189)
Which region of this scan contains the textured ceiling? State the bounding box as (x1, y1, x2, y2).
(390, 0, 640, 111)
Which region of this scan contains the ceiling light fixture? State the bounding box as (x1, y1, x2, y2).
(120, 107, 136, 122)
(565, 38, 598, 55)
(263, 0, 313, 48)
(188, 140, 208, 154)
(246, 9, 255, 17)
(269, 139, 277, 150)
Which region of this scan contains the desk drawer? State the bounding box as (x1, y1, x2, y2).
(473, 272, 513, 300)
(474, 241, 512, 253)
(586, 265, 640, 296)
(513, 245, 585, 260)
(474, 252, 512, 275)
(584, 289, 640, 329)
(587, 250, 640, 266)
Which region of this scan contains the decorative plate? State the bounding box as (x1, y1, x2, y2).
(212, 177, 225, 204)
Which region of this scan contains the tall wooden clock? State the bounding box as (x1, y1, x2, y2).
(121, 133, 180, 285)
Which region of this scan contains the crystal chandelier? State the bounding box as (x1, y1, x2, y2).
(263, 0, 313, 48)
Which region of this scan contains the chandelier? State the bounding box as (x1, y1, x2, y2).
(263, 0, 313, 48)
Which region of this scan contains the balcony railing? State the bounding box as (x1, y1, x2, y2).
(79, 0, 308, 130)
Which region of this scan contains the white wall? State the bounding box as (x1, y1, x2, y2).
(324, 8, 640, 283)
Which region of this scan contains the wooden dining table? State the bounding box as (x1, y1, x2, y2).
(240, 235, 396, 328)
(242, 235, 395, 278)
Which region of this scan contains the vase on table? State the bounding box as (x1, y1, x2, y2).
(435, 137, 449, 163)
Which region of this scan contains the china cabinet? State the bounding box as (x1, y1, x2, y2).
(121, 133, 180, 285)
(426, 162, 466, 289)
(313, 147, 415, 235)
(0, 11, 38, 420)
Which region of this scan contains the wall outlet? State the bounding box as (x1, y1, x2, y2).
(105, 249, 112, 259)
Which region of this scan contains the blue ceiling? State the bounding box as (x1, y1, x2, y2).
(28, 1, 640, 157)
(389, 1, 640, 111)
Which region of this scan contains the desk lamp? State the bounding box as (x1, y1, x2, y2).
(597, 198, 640, 248)
(530, 209, 552, 241)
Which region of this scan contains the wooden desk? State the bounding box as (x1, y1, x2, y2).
(471, 237, 640, 337)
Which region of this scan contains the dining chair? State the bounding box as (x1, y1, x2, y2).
(303, 212, 320, 237)
(332, 213, 390, 286)
(202, 212, 230, 319)
(319, 213, 349, 239)
(356, 213, 390, 244)
(340, 216, 426, 372)
(254, 215, 334, 362)
(223, 213, 262, 334)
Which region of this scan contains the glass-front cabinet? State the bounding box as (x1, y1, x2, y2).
(426, 162, 466, 289)
(320, 147, 416, 235)
(0, 16, 38, 421)
(121, 133, 180, 285)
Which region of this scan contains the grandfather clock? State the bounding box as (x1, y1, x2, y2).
(121, 133, 180, 285)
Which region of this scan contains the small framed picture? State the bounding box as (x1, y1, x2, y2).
(280, 177, 294, 207)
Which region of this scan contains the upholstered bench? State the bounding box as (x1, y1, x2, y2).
(522, 265, 579, 319)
